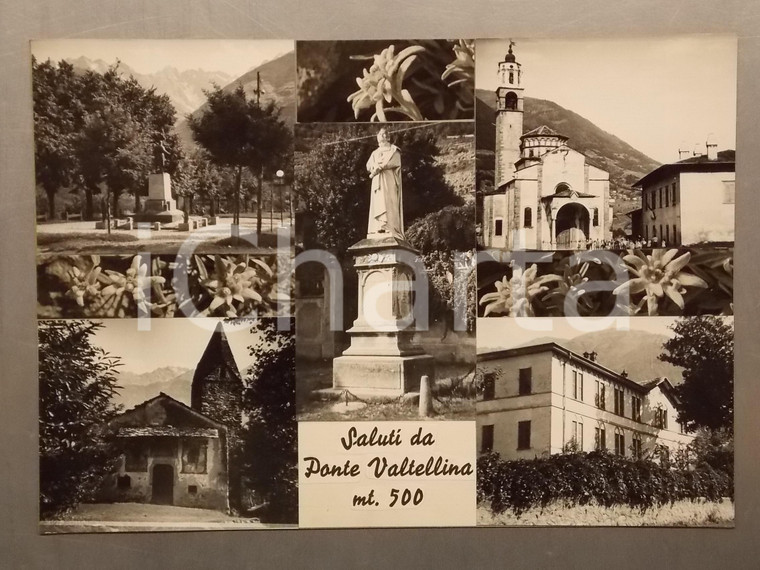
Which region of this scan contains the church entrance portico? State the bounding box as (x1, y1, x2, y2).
(553, 202, 590, 250)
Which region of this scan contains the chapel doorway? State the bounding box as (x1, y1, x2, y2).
(555, 203, 590, 249)
(151, 464, 174, 505)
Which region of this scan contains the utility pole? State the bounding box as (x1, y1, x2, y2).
(256, 71, 264, 239)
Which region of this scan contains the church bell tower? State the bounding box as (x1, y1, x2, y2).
(495, 41, 524, 188)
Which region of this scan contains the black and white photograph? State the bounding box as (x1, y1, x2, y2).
(476, 247, 734, 318)
(294, 121, 477, 420)
(475, 37, 736, 252)
(32, 40, 296, 256)
(36, 253, 292, 319)
(38, 318, 297, 532)
(476, 316, 734, 526)
(297, 40, 474, 122)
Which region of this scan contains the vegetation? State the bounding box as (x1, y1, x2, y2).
(660, 317, 734, 432)
(241, 319, 298, 523)
(477, 450, 733, 517)
(33, 58, 182, 220)
(188, 85, 292, 235)
(38, 321, 122, 519)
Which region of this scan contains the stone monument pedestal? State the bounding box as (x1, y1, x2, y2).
(332, 235, 434, 398)
(133, 173, 184, 224)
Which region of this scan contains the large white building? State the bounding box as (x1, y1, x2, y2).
(483, 44, 612, 250)
(633, 144, 735, 245)
(476, 342, 694, 460)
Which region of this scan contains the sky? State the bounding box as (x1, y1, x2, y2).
(476, 36, 737, 163)
(91, 318, 267, 377)
(477, 316, 680, 353)
(31, 39, 294, 78)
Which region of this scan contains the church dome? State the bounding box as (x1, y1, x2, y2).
(504, 44, 516, 63)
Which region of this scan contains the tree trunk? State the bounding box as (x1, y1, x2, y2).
(135, 191, 142, 213)
(111, 190, 120, 220)
(256, 167, 263, 237)
(85, 187, 94, 221)
(209, 196, 216, 217)
(45, 187, 56, 220)
(234, 165, 242, 227)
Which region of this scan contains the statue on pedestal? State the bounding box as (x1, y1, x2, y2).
(367, 128, 404, 239)
(154, 134, 169, 174)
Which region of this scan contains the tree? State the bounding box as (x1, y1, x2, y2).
(296, 125, 462, 257)
(32, 58, 80, 219)
(659, 316, 734, 432)
(240, 319, 297, 523)
(38, 321, 122, 518)
(188, 85, 292, 235)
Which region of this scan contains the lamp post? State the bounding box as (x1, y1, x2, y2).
(276, 169, 285, 225)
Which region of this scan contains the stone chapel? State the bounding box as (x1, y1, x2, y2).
(102, 322, 244, 511)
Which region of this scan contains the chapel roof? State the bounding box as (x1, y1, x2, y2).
(521, 125, 568, 140)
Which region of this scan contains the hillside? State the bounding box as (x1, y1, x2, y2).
(517, 329, 683, 385)
(113, 368, 193, 410)
(476, 89, 661, 228)
(177, 51, 296, 149)
(65, 56, 233, 116)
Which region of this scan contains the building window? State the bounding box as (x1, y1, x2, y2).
(632, 433, 643, 458)
(494, 218, 503, 236)
(614, 429, 626, 456)
(481, 424, 494, 453)
(188, 485, 198, 495)
(117, 475, 131, 490)
(517, 420, 531, 450)
(665, 187, 670, 207)
(672, 224, 677, 244)
(594, 426, 606, 451)
(181, 439, 208, 474)
(518, 367, 532, 395)
(654, 407, 668, 429)
(658, 188, 662, 209)
(723, 180, 735, 204)
(595, 380, 606, 409)
(482, 373, 496, 401)
(672, 184, 677, 205)
(572, 370, 583, 401)
(592, 208, 599, 227)
(659, 224, 663, 242)
(614, 387, 625, 417)
(505, 91, 518, 110)
(125, 445, 149, 472)
(571, 420, 584, 451)
(524, 207, 533, 228)
(665, 225, 670, 243)
(632, 395, 642, 422)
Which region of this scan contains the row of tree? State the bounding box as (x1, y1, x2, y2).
(33, 59, 292, 231)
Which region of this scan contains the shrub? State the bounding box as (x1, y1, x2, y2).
(478, 450, 733, 516)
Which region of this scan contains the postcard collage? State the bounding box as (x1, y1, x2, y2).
(34, 37, 736, 531)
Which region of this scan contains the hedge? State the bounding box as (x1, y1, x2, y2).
(478, 451, 733, 515)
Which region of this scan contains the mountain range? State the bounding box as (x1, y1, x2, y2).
(66, 56, 234, 116)
(516, 329, 683, 385)
(113, 367, 194, 410)
(64, 52, 296, 150)
(476, 89, 662, 229)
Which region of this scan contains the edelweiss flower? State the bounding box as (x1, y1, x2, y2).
(65, 264, 103, 307)
(204, 256, 266, 316)
(480, 263, 561, 317)
(441, 39, 475, 87)
(102, 256, 165, 312)
(347, 44, 425, 121)
(613, 249, 707, 316)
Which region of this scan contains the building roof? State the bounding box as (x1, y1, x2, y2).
(116, 427, 220, 438)
(521, 125, 568, 140)
(478, 341, 673, 397)
(634, 157, 735, 189)
(109, 392, 228, 431)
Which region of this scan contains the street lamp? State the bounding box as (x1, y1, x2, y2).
(276, 169, 285, 224)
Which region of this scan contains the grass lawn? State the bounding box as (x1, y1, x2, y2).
(297, 359, 476, 421)
(477, 499, 734, 527)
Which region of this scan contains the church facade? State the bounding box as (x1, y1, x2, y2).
(483, 45, 612, 250)
(101, 322, 244, 512)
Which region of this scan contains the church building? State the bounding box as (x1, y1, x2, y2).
(101, 322, 244, 512)
(482, 44, 612, 250)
